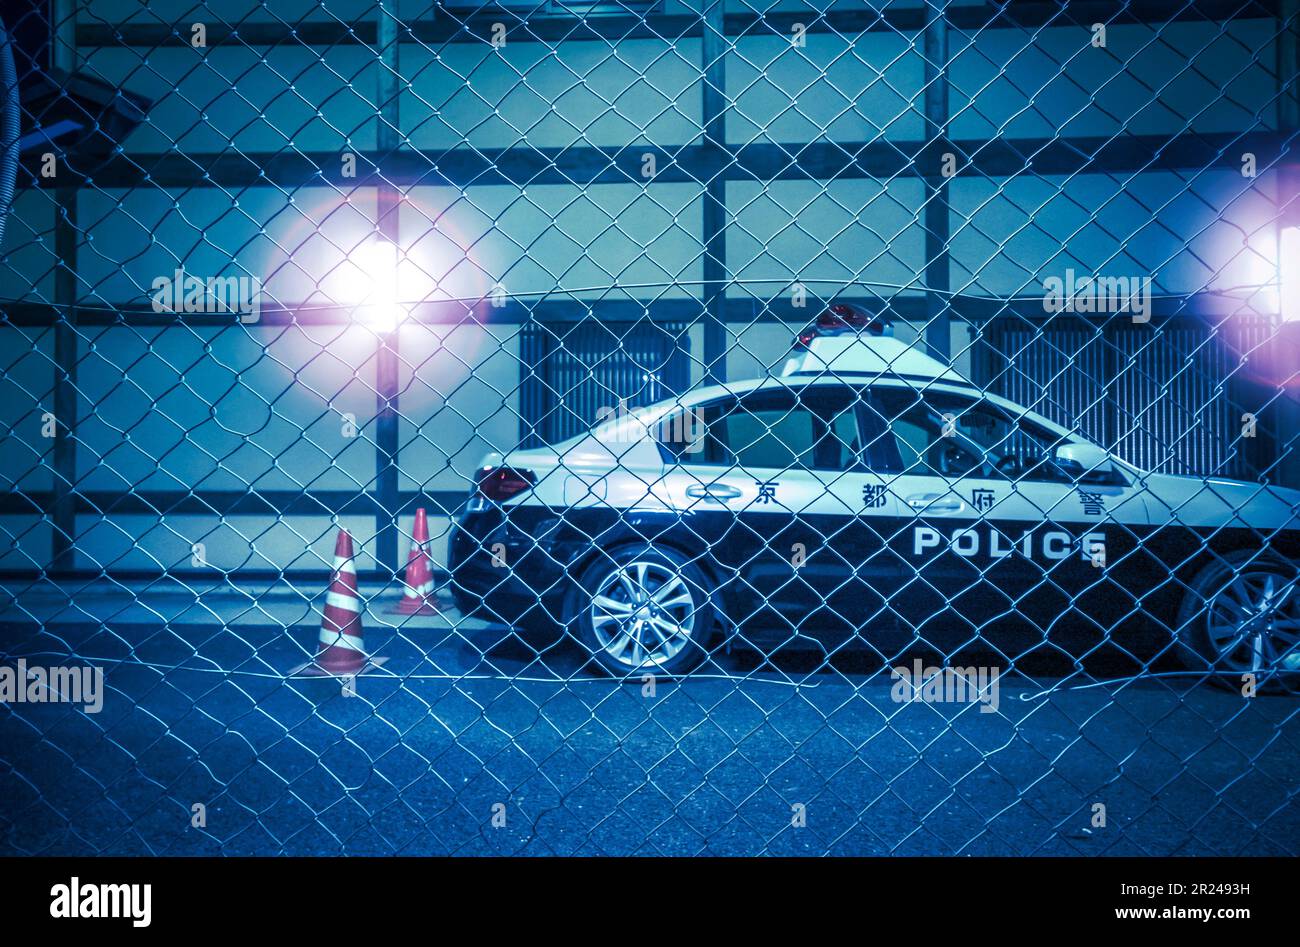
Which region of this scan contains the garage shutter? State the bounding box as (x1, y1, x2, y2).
(974, 315, 1276, 480)
(519, 317, 692, 447)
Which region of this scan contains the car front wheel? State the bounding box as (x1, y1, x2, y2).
(570, 545, 716, 676)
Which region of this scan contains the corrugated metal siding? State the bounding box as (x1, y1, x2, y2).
(976, 315, 1276, 480)
(520, 317, 691, 447)
(988, 317, 1114, 449)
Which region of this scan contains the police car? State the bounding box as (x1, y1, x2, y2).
(449, 306, 1300, 684)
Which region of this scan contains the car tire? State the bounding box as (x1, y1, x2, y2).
(1175, 550, 1300, 693)
(569, 544, 717, 676)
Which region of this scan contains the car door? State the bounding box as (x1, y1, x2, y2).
(663, 385, 886, 634)
(807, 385, 912, 647)
(867, 385, 1150, 638)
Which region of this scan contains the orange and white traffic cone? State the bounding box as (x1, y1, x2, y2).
(390, 507, 440, 616)
(298, 529, 370, 676)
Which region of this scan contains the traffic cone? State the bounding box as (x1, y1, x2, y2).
(390, 508, 440, 616)
(298, 529, 370, 676)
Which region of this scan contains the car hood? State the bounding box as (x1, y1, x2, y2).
(1139, 472, 1300, 532)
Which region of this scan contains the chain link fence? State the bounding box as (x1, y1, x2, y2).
(1, 0, 1299, 855)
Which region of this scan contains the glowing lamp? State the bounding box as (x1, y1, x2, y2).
(350, 238, 406, 332)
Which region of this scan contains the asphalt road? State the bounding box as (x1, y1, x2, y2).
(1, 582, 1298, 856)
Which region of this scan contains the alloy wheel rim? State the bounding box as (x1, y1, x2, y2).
(590, 561, 696, 668)
(1206, 569, 1300, 673)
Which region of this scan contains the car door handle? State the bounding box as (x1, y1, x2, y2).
(687, 484, 742, 502)
(906, 493, 965, 514)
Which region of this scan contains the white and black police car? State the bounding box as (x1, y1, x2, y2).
(450, 305, 1300, 684)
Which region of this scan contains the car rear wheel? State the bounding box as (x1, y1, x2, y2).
(571, 545, 716, 676)
(1176, 551, 1300, 692)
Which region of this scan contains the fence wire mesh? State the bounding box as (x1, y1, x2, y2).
(1, 0, 1299, 856)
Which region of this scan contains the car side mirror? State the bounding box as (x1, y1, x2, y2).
(1053, 442, 1116, 481)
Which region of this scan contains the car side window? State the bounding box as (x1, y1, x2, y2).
(660, 387, 872, 472)
(870, 388, 1069, 482)
(822, 399, 861, 470)
(724, 396, 815, 468)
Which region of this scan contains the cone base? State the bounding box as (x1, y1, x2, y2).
(390, 596, 440, 616)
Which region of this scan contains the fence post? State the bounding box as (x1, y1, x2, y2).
(922, 6, 951, 362)
(49, 0, 78, 574)
(374, 1, 402, 575)
(701, 1, 728, 388)
(1277, 0, 1300, 488)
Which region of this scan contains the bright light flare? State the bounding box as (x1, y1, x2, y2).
(1281, 226, 1300, 323)
(349, 238, 406, 332)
